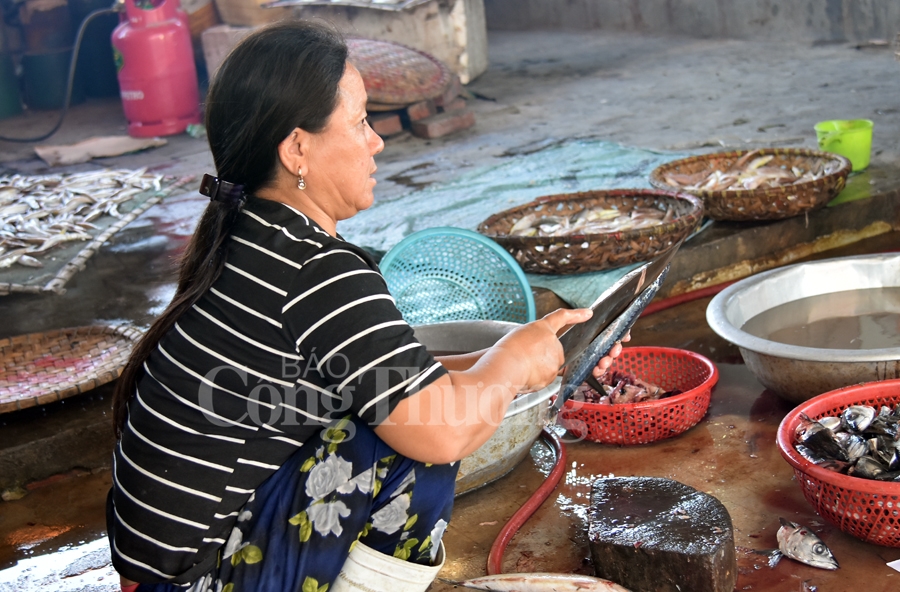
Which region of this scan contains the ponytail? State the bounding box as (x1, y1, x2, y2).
(112, 21, 347, 436)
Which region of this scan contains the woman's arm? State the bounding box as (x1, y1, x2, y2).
(432, 349, 488, 372)
(374, 308, 592, 464)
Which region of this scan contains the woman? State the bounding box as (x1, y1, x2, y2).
(108, 20, 621, 592)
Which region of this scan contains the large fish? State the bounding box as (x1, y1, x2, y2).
(770, 518, 839, 570)
(551, 265, 669, 415)
(455, 573, 632, 592)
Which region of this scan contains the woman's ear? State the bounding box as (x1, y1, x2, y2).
(276, 128, 312, 177)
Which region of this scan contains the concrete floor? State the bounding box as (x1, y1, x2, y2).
(1, 28, 900, 591)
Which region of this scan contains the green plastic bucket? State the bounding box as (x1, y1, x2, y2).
(814, 119, 873, 172)
(0, 53, 22, 120)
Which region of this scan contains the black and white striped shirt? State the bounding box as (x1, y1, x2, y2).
(107, 197, 446, 584)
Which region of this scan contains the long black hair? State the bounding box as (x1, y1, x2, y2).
(113, 21, 349, 436)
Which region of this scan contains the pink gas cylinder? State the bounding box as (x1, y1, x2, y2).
(112, 0, 200, 137)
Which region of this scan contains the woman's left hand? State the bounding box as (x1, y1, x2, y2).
(590, 331, 631, 378)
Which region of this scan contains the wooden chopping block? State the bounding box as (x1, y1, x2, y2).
(588, 477, 737, 592)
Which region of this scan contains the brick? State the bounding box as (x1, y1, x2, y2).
(440, 96, 467, 113)
(410, 109, 475, 139)
(368, 112, 403, 137)
(433, 75, 463, 108)
(405, 99, 437, 121)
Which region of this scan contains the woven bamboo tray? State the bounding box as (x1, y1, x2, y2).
(648, 148, 851, 222)
(347, 37, 452, 106)
(0, 325, 142, 414)
(477, 189, 703, 275)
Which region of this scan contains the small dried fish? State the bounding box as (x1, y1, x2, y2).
(509, 206, 675, 238)
(665, 151, 843, 192)
(0, 168, 164, 268)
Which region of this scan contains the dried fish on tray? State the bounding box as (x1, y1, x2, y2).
(648, 148, 851, 222)
(0, 168, 163, 269)
(663, 150, 845, 192)
(478, 189, 703, 274)
(508, 205, 677, 238)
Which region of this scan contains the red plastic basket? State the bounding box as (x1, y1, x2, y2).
(558, 347, 717, 445)
(776, 379, 900, 547)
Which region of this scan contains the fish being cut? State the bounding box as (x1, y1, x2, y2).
(456, 573, 632, 592)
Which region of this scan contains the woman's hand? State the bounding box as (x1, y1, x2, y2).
(591, 331, 631, 378)
(488, 307, 593, 393)
(376, 308, 595, 464)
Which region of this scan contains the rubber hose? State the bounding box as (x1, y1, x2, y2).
(486, 426, 567, 575)
(639, 279, 737, 318)
(0, 7, 116, 143)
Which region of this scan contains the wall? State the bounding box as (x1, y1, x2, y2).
(484, 0, 900, 42)
(294, 0, 488, 84)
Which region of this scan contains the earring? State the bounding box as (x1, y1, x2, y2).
(297, 169, 306, 191)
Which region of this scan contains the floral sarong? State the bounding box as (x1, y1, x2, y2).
(133, 416, 459, 592)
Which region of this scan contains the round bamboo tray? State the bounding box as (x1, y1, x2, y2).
(0, 325, 142, 414)
(648, 148, 851, 222)
(477, 189, 703, 275)
(347, 37, 452, 106)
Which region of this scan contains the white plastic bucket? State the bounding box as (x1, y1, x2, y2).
(331, 541, 445, 592)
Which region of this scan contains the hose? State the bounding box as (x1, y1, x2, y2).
(639, 280, 737, 317)
(486, 427, 567, 575)
(0, 6, 117, 143)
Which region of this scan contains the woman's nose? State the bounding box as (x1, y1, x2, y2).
(370, 127, 385, 155)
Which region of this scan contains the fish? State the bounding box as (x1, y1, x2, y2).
(454, 573, 632, 592)
(552, 265, 669, 414)
(842, 405, 875, 432)
(772, 518, 839, 570)
(664, 151, 841, 193)
(792, 404, 900, 480)
(0, 168, 164, 268)
(508, 205, 675, 238)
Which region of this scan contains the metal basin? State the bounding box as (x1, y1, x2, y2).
(412, 321, 558, 495)
(706, 253, 900, 404)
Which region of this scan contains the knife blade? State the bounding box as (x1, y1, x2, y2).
(557, 238, 683, 367)
(552, 264, 671, 415)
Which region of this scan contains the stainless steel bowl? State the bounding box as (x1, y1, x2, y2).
(412, 320, 558, 495)
(706, 253, 900, 403)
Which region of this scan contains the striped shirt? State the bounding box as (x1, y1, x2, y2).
(107, 198, 446, 584)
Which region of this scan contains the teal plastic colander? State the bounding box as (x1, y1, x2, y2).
(379, 227, 536, 326)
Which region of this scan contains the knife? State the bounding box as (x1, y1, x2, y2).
(557, 238, 683, 367)
(551, 264, 671, 415)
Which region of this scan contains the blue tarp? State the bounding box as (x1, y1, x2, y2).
(339, 139, 691, 308)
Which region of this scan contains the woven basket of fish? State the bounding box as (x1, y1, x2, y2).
(648, 148, 851, 222)
(0, 325, 142, 414)
(777, 379, 900, 547)
(476, 189, 703, 275)
(557, 347, 717, 445)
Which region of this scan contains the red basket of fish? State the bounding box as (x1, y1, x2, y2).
(649, 148, 851, 221)
(477, 189, 703, 274)
(558, 347, 717, 445)
(777, 379, 900, 547)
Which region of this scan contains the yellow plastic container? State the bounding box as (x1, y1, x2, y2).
(814, 119, 873, 172)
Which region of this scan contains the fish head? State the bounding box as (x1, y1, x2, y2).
(777, 519, 840, 570)
(841, 405, 875, 432)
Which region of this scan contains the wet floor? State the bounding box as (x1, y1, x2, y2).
(3, 293, 900, 591)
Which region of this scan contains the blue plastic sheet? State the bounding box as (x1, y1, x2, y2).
(340, 140, 690, 308)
